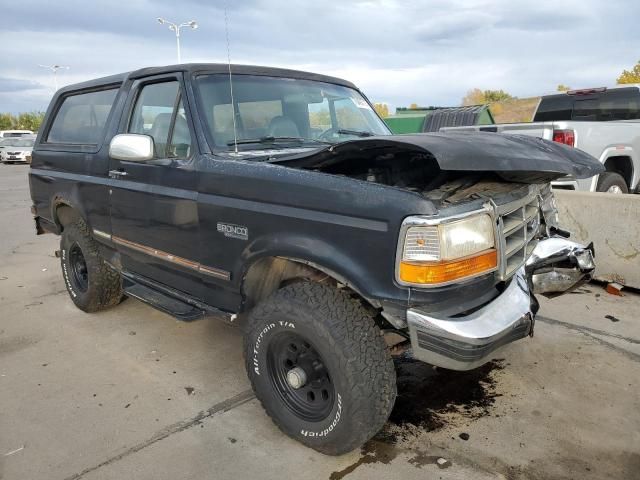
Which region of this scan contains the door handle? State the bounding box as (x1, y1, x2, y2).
(108, 169, 128, 179)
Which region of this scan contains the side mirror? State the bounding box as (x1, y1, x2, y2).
(109, 134, 154, 162)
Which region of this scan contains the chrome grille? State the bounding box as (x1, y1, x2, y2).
(496, 189, 541, 280)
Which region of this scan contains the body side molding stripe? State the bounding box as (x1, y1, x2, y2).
(92, 229, 112, 241)
(107, 234, 230, 281)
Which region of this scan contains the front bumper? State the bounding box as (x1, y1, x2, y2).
(1, 155, 28, 163)
(407, 237, 595, 371)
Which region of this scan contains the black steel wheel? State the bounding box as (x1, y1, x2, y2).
(267, 332, 335, 422)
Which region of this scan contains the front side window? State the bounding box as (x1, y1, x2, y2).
(47, 88, 118, 144)
(195, 74, 390, 152)
(128, 81, 192, 159)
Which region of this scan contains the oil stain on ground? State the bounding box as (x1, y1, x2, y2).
(384, 356, 504, 436)
(330, 356, 505, 479)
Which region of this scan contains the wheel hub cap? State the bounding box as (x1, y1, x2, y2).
(266, 332, 335, 421)
(286, 367, 307, 389)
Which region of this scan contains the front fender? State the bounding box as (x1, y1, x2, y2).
(240, 232, 380, 301)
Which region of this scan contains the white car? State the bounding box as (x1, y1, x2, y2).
(0, 138, 15, 154)
(0, 129, 34, 138)
(0, 137, 35, 164)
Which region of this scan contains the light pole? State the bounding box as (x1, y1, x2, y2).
(157, 18, 198, 63)
(38, 64, 69, 91)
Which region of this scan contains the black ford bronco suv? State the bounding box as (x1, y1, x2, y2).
(29, 64, 602, 455)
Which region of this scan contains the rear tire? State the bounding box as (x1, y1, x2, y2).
(244, 282, 396, 455)
(597, 172, 628, 194)
(60, 219, 123, 312)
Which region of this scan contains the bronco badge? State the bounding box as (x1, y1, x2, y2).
(217, 222, 249, 240)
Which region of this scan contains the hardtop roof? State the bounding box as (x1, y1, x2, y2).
(57, 63, 358, 94)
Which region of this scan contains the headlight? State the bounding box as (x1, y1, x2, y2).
(398, 213, 497, 286)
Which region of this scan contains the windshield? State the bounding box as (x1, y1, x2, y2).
(3, 138, 34, 147)
(195, 74, 390, 151)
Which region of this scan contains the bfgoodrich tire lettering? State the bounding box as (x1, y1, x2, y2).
(244, 282, 396, 455)
(60, 219, 123, 312)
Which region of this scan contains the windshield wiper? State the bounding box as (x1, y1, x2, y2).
(227, 136, 330, 146)
(336, 129, 374, 137)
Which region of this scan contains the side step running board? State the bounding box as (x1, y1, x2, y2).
(124, 283, 206, 321)
(122, 274, 233, 323)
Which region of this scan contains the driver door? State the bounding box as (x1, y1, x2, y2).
(108, 74, 203, 298)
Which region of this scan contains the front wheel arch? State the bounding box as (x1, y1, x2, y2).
(240, 256, 380, 313)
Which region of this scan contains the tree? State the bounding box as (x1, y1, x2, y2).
(616, 60, 640, 84)
(373, 103, 389, 118)
(483, 90, 514, 102)
(462, 89, 514, 106)
(0, 112, 46, 132)
(557, 84, 571, 92)
(0, 113, 13, 130)
(462, 88, 485, 106)
(16, 112, 46, 131)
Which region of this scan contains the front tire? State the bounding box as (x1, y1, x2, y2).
(60, 219, 123, 312)
(244, 282, 396, 455)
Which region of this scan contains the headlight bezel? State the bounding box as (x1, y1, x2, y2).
(395, 206, 500, 288)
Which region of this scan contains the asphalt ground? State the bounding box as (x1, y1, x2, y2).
(1, 164, 638, 480)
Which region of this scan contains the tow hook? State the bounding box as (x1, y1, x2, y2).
(525, 238, 596, 297)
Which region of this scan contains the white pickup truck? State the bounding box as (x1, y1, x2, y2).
(442, 85, 640, 193)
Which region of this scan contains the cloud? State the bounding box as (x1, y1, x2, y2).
(0, 77, 44, 93)
(0, 0, 639, 112)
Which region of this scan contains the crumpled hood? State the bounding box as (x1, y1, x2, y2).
(279, 131, 604, 180)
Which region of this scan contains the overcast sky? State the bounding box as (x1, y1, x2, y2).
(1, 0, 639, 113)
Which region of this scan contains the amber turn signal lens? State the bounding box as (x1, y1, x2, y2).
(399, 249, 497, 285)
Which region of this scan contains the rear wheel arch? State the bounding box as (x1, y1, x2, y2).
(53, 200, 82, 232)
(603, 155, 633, 188)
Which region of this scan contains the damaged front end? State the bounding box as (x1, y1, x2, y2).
(406, 234, 597, 371)
(279, 131, 603, 371)
(404, 182, 598, 371)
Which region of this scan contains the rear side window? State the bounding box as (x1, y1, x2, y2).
(534, 88, 640, 122)
(574, 90, 640, 121)
(47, 88, 118, 144)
